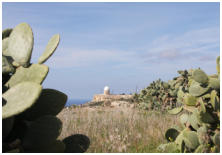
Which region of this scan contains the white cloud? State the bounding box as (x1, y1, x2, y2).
(46, 48, 135, 69)
(46, 26, 219, 71)
(142, 27, 219, 62)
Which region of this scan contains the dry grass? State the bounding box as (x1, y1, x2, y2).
(57, 106, 180, 153)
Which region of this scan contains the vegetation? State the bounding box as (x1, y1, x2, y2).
(2, 22, 220, 153)
(58, 106, 179, 153)
(133, 56, 220, 153)
(133, 69, 192, 111)
(2, 23, 76, 153)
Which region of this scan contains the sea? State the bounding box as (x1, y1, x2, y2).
(65, 99, 91, 107)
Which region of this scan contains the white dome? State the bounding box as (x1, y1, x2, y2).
(104, 86, 110, 91)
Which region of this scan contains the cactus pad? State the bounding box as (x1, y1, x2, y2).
(26, 140, 65, 153)
(212, 132, 220, 146)
(2, 117, 14, 140)
(189, 81, 210, 97)
(23, 89, 67, 120)
(183, 93, 197, 106)
(192, 69, 209, 85)
(194, 144, 206, 153)
(2, 38, 9, 54)
(183, 105, 196, 112)
(5, 64, 49, 88)
(163, 82, 170, 89)
(209, 78, 220, 91)
(197, 125, 208, 144)
(210, 90, 220, 111)
(180, 113, 189, 127)
(197, 111, 215, 124)
(168, 107, 183, 115)
(38, 34, 60, 64)
(216, 56, 220, 75)
(174, 129, 188, 146)
(2, 28, 12, 39)
(198, 97, 206, 113)
(165, 128, 180, 142)
(2, 82, 42, 119)
(22, 115, 62, 149)
(7, 23, 34, 67)
(2, 56, 15, 75)
(183, 130, 200, 150)
(157, 142, 180, 153)
(63, 134, 90, 153)
(188, 113, 199, 130)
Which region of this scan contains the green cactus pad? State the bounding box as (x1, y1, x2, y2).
(194, 144, 206, 153)
(175, 129, 189, 146)
(188, 77, 193, 87)
(2, 117, 14, 140)
(198, 97, 206, 113)
(22, 115, 62, 149)
(188, 113, 199, 130)
(23, 89, 67, 120)
(26, 140, 65, 153)
(209, 74, 218, 78)
(165, 128, 180, 142)
(38, 34, 60, 64)
(2, 82, 42, 119)
(175, 133, 184, 146)
(5, 64, 49, 88)
(162, 82, 170, 89)
(197, 125, 208, 145)
(197, 111, 215, 124)
(210, 90, 220, 111)
(7, 23, 34, 67)
(157, 142, 180, 153)
(211, 146, 220, 153)
(177, 88, 185, 104)
(172, 89, 178, 97)
(183, 130, 200, 150)
(189, 81, 210, 97)
(174, 83, 181, 90)
(213, 132, 220, 146)
(192, 69, 209, 85)
(180, 113, 189, 127)
(2, 38, 9, 54)
(2, 28, 12, 39)
(183, 93, 197, 106)
(202, 93, 211, 99)
(216, 56, 220, 75)
(63, 134, 90, 153)
(192, 109, 204, 125)
(183, 105, 196, 113)
(209, 78, 220, 91)
(2, 56, 15, 75)
(168, 107, 183, 115)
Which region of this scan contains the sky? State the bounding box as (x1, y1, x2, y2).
(2, 2, 220, 100)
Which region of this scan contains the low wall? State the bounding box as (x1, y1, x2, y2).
(92, 94, 133, 102)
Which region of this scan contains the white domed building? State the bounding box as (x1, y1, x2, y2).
(104, 86, 110, 95)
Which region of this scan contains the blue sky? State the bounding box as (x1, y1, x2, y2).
(2, 2, 220, 99)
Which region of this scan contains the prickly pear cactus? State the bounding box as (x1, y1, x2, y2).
(133, 69, 191, 111)
(158, 56, 220, 153)
(2, 23, 77, 153)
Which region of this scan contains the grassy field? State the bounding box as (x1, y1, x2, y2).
(57, 106, 180, 153)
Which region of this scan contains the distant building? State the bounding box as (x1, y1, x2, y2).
(104, 86, 110, 95)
